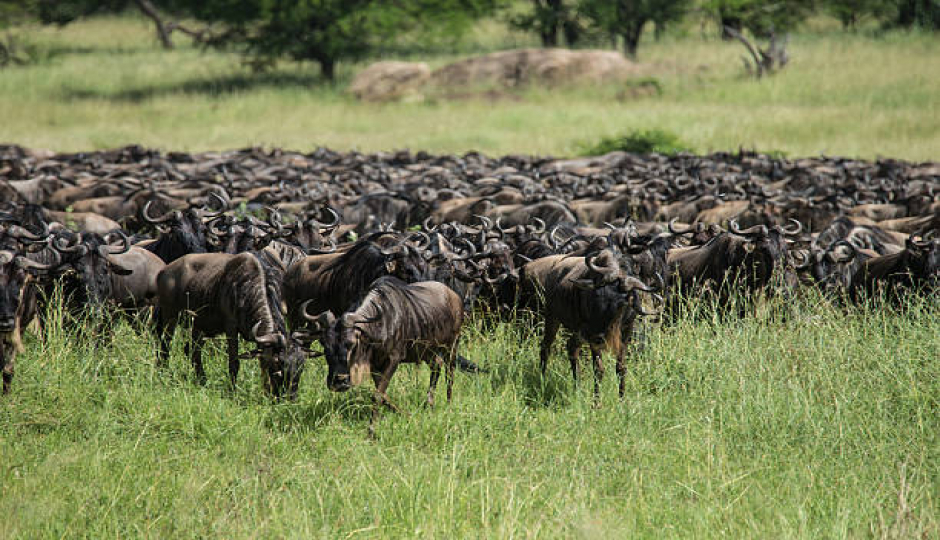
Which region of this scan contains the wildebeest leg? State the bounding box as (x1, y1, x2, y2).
(226, 332, 240, 390)
(189, 332, 206, 385)
(369, 361, 401, 438)
(156, 315, 175, 369)
(539, 318, 560, 376)
(565, 334, 581, 382)
(589, 346, 605, 406)
(427, 355, 441, 407)
(445, 347, 456, 403)
(617, 319, 635, 399)
(1, 340, 12, 395)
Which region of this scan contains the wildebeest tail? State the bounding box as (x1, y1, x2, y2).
(457, 354, 487, 374)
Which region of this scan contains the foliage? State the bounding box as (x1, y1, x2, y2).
(579, 128, 692, 156)
(894, 0, 940, 29)
(184, 0, 502, 80)
(506, 0, 583, 47)
(823, 0, 895, 28)
(579, 0, 693, 58)
(704, 0, 816, 37)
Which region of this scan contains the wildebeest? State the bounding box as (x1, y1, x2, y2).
(155, 252, 307, 398)
(795, 240, 875, 295)
(667, 221, 800, 303)
(518, 249, 658, 401)
(0, 234, 59, 394)
(848, 236, 939, 301)
(303, 276, 464, 435)
(283, 232, 431, 327)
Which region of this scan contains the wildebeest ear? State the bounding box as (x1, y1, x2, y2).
(743, 241, 756, 253)
(318, 311, 336, 330)
(108, 261, 134, 276)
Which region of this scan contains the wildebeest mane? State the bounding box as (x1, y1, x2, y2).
(319, 234, 400, 309)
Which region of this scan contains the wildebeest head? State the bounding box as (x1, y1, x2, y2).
(796, 240, 860, 293)
(729, 219, 801, 290)
(252, 322, 308, 400)
(52, 231, 132, 309)
(141, 201, 207, 263)
(0, 250, 58, 332)
(375, 234, 431, 283)
(301, 309, 364, 393)
(904, 236, 940, 284)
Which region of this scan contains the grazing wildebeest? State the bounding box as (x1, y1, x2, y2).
(155, 252, 307, 398)
(304, 276, 464, 436)
(518, 249, 658, 401)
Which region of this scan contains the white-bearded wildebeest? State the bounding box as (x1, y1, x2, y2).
(155, 252, 307, 399)
(517, 249, 658, 402)
(302, 276, 464, 437)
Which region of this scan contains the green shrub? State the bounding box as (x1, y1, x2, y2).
(579, 128, 692, 156)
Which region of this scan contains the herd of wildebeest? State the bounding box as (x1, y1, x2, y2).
(0, 144, 937, 432)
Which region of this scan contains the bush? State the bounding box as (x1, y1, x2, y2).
(579, 128, 692, 156)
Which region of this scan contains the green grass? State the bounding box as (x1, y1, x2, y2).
(1, 293, 937, 538)
(1, 14, 939, 538)
(0, 16, 938, 159)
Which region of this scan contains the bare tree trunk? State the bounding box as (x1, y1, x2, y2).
(133, 0, 174, 49)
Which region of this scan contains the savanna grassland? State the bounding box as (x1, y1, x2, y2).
(1, 16, 939, 159)
(0, 13, 939, 540)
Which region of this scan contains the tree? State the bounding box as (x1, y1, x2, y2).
(895, 0, 940, 29)
(824, 0, 893, 28)
(704, 0, 814, 39)
(579, 0, 691, 58)
(185, 0, 499, 81)
(508, 0, 582, 47)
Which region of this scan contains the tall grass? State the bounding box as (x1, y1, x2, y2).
(1, 291, 936, 538)
(0, 17, 937, 159)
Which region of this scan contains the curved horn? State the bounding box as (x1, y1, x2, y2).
(779, 218, 803, 236)
(831, 240, 857, 262)
(311, 206, 340, 230)
(101, 230, 131, 255)
(584, 251, 609, 276)
(200, 192, 228, 218)
(16, 251, 62, 272)
(792, 249, 812, 270)
(52, 234, 88, 256)
(667, 218, 693, 235)
(528, 217, 546, 235)
(450, 238, 477, 261)
(618, 275, 656, 293)
(729, 220, 768, 236)
(142, 200, 181, 224)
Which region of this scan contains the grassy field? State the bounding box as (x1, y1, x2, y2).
(0, 16, 939, 160)
(1, 293, 938, 538)
(1, 13, 939, 539)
